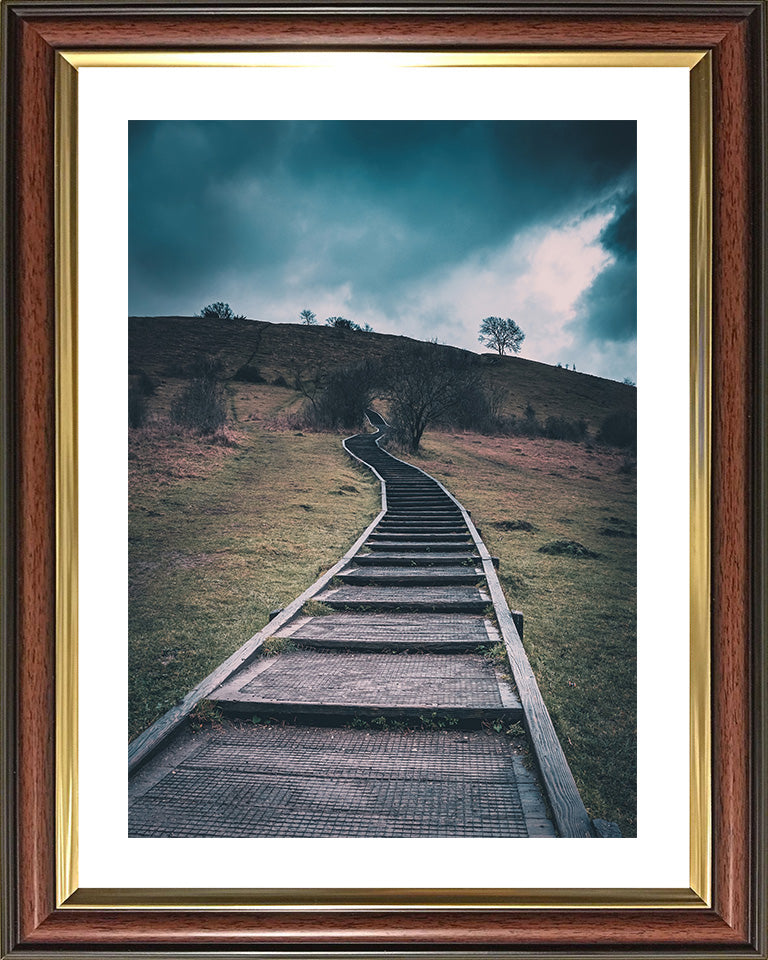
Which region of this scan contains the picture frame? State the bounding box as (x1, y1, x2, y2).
(1, 1, 766, 955)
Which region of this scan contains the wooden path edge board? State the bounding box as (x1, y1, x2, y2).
(127, 434, 388, 775)
(342, 427, 389, 510)
(367, 412, 597, 839)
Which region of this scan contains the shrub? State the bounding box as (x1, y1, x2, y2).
(131, 368, 157, 396)
(160, 361, 187, 378)
(324, 316, 359, 331)
(272, 375, 289, 388)
(598, 410, 636, 449)
(543, 415, 588, 442)
(128, 385, 147, 428)
(170, 359, 227, 434)
(441, 382, 501, 434)
(306, 360, 381, 431)
(492, 519, 537, 532)
(232, 364, 265, 383)
(505, 409, 540, 438)
(502, 403, 541, 438)
(197, 302, 245, 321)
(598, 526, 634, 539)
(205, 426, 240, 448)
(189, 355, 224, 380)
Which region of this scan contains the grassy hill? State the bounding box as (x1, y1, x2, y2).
(129, 316, 637, 834)
(129, 316, 635, 429)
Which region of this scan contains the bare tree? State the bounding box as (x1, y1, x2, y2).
(299, 308, 317, 325)
(289, 358, 381, 430)
(313, 360, 381, 430)
(289, 359, 325, 414)
(478, 316, 525, 356)
(387, 343, 479, 453)
(487, 384, 509, 420)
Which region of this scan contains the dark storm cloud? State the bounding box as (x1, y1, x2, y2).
(129, 120, 636, 378)
(129, 122, 296, 296)
(571, 190, 637, 343)
(130, 120, 634, 302)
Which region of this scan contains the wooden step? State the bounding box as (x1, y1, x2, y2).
(366, 540, 474, 552)
(353, 551, 481, 566)
(376, 525, 469, 534)
(382, 514, 463, 521)
(386, 505, 459, 511)
(209, 650, 521, 722)
(316, 584, 490, 611)
(368, 532, 471, 542)
(384, 498, 450, 504)
(386, 486, 440, 492)
(378, 519, 467, 527)
(129, 725, 550, 838)
(278, 612, 498, 650)
(337, 564, 482, 586)
(377, 522, 468, 530)
(387, 504, 462, 517)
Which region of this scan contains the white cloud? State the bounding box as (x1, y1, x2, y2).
(360, 211, 629, 377)
(150, 208, 635, 383)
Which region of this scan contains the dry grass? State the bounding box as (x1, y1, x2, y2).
(401, 429, 637, 835)
(135, 377, 302, 425)
(129, 422, 379, 739)
(129, 420, 246, 489)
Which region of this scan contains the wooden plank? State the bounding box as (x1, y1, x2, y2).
(337, 566, 481, 585)
(278, 612, 493, 644)
(367, 533, 470, 541)
(129, 726, 532, 839)
(366, 540, 472, 551)
(354, 551, 480, 565)
(212, 699, 523, 723)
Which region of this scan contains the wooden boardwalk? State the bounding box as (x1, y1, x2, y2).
(129, 411, 607, 838)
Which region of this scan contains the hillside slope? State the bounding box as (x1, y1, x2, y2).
(129, 316, 635, 429)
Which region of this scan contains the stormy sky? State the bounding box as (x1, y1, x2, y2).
(129, 120, 636, 381)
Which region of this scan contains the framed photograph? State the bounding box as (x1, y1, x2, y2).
(1, 1, 766, 956)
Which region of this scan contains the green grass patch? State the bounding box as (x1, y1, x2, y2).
(539, 539, 600, 559)
(261, 636, 297, 657)
(188, 700, 224, 731)
(482, 642, 508, 666)
(302, 600, 334, 617)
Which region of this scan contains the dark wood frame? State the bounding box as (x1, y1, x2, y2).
(1, 1, 766, 955)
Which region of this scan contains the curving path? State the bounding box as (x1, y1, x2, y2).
(129, 413, 603, 838)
